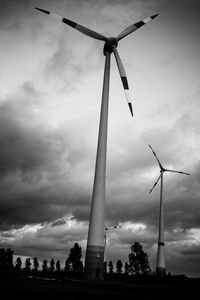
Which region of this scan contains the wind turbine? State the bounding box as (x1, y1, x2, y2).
(148, 144, 190, 276)
(35, 7, 158, 280)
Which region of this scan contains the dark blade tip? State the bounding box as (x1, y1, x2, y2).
(35, 7, 50, 15)
(151, 14, 158, 19)
(180, 172, 190, 175)
(128, 103, 133, 117)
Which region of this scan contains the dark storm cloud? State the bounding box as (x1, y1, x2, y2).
(0, 82, 54, 176)
(0, 0, 30, 21)
(0, 82, 93, 229)
(164, 237, 200, 276)
(181, 245, 200, 258)
(0, 0, 41, 38)
(165, 165, 200, 230)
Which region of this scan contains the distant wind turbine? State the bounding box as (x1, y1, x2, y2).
(35, 6, 158, 280)
(104, 225, 121, 261)
(149, 144, 190, 276)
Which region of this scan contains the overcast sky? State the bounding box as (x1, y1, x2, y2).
(0, 0, 200, 277)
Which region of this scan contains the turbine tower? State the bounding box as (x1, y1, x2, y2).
(148, 144, 190, 276)
(35, 7, 158, 280)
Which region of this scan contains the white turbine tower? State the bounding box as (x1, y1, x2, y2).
(35, 7, 158, 280)
(148, 144, 190, 276)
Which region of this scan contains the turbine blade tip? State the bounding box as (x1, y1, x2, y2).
(35, 7, 50, 15)
(149, 144, 153, 150)
(151, 14, 158, 19)
(130, 110, 134, 117)
(128, 102, 134, 117)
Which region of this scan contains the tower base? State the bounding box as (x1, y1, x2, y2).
(84, 245, 104, 280)
(156, 266, 166, 276)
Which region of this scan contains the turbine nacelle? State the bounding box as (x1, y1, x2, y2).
(103, 37, 118, 55)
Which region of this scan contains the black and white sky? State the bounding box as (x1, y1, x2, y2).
(0, 0, 200, 277)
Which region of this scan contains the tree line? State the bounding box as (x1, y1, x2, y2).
(0, 242, 152, 279)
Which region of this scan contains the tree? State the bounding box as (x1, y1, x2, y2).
(24, 258, 31, 272)
(6, 248, 14, 270)
(129, 242, 151, 275)
(104, 261, 107, 274)
(67, 243, 83, 275)
(64, 258, 71, 274)
(0, 248, 5, 269)
(42, 259, 48, 273)
(15, 257, 22, 272)
(116, 259, 123, 274)
(108, 260, 114, 274)
(124, 261, 129, 275)
(50, 258, 55, 273)
(0, 248, 14, 270)
(33, 257, 39, 272)
(55, 259, 61, 273)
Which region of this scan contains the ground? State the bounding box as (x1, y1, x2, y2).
(1, 272, 200, 299)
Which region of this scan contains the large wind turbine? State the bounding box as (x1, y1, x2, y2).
(149, 144, 190, 276)
(35, 7, 158, 280)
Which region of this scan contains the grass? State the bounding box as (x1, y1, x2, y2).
(1, 271, 200, 299)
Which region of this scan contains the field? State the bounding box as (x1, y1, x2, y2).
(1, 272, 200, 299)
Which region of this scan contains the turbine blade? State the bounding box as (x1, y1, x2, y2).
(113, 47, 133, 117)
(165, 169, 190, 176)
(149, 174, 161, 193)
(35, 7, 107, 41)
(117, 14, 158, 41)
(149, 144, 163, 169)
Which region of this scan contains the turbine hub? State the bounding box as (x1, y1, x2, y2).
(103, 37, 118, 55)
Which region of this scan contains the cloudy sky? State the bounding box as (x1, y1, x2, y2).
(0, 0, 200, 277)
